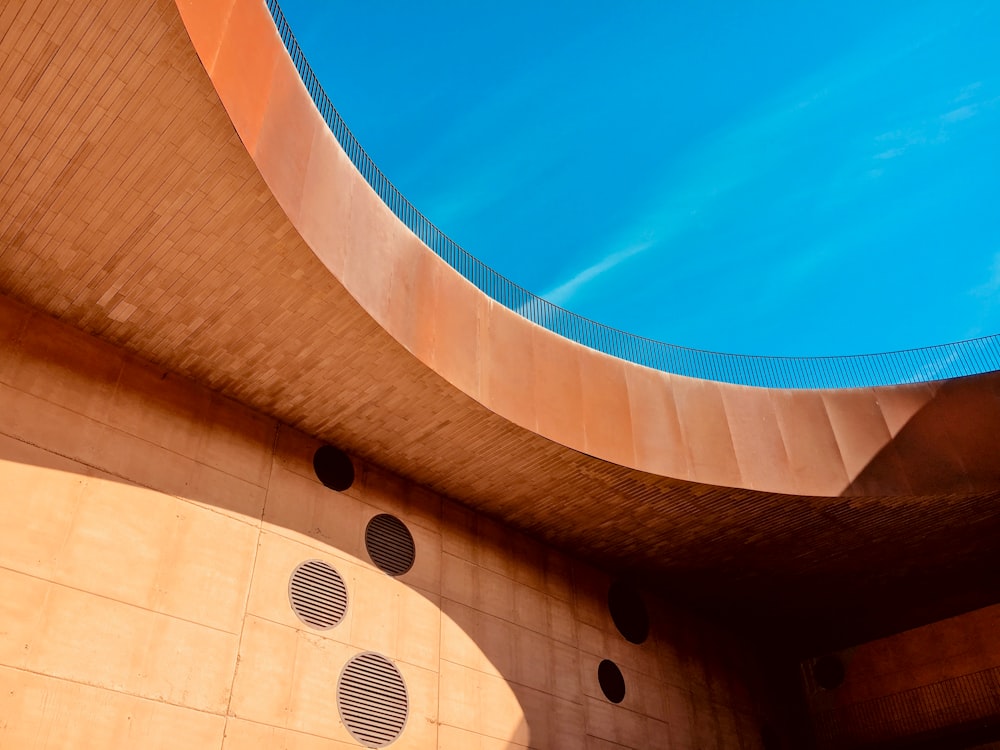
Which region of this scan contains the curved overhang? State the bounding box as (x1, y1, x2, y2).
(2, 0, 1000, 649)
(176, 0, 1000, 498)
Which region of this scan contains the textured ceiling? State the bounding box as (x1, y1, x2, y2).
(2, 0, 1000, 656)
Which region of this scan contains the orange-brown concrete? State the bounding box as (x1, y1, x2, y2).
(805, 604, 1000, 748)
(0, 297, 794, 749)
(3, 0, 1000, 654)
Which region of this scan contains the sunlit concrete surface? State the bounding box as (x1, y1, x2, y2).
(2, 0, 1000, 747)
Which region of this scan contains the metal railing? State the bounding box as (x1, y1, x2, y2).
(264, 0, 1000, 389)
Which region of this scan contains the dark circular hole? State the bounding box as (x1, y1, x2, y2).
(365, 514, 415, 576)
(313, 445, 354, 491)
(814, 655, 845, 690)
(598, 659, 626, 703)
(608, 581, 649, 644)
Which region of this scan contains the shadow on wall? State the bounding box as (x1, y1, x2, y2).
(0, 300, 790, 748)
(846, 371, 1000, 497)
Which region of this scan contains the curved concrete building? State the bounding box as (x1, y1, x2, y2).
(2, 1, 1000, 747)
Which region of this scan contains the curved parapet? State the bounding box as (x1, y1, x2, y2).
(176, 0, 1000, 499)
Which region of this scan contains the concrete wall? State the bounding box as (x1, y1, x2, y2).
(805, 605, 1000, 748)
(0, 293, 789, 749)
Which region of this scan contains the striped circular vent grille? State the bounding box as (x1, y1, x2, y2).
(338, 652, 408, 748)
(287, 560, 347, 630)
(365, 514, 415, 576)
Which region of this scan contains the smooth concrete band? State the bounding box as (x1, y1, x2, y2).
(176, 0, 1000, 498)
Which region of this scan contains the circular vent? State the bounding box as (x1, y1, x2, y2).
(313, 445, 355, 491)
(338, 652, 409, 748)
(288, 560, 348, 630)
(365, 514, 415, 576)
(598, 659, 626, 703)
(608, 581, 649, 644)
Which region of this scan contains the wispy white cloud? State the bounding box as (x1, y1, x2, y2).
(539, 241, 653, 307)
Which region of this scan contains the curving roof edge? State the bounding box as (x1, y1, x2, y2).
(176, 0, 1000, 499)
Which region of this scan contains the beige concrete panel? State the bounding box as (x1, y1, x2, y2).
(273, 423, 324, 482)
(263, 463, 365, 559)
(232, 614, 439, 747)
(441, 552, 477, 608)
(426, 261, 484, 400)
(771, 389, 849, 495)
(514, 581, 549, 636)
(672, 376, 743, 488)
(440, 499, 477, 561)
(0, 665, 225, 749)
(0, 450, 89, 581)
(548, 592, 579, 647)
(873, 381, 938, 437)
(475, 514, 518, 579)
(230, 614, 353, 739)
(174, 0, 236, 74)
(821, 388, 894, 483)
(25, 575, 238, 712)
(509, 533, 548, 593)
(348, 563, 441, 672)
(0, 308, 123, 423)
(721, 385, 792, 492)
(298, 124, 355, 282)
(210, 0, 279, 154)
(342, 175, 403, 328)
(357, 503, 441, 594)
(247, 529, 359, 638)
(533, 322, 585, 451)
(438, 724, 530, 750)
(579, 348, 637, 468)
(440, 599, 494, 675)
(645, 717, 673, 750)
(0, 382, 110, 470)
(386, 232, 440, 365)
(354, 463, 442, 534)
(439, 659, 528, 745)
(476, 564, 517, 622)
(0, 295, 29, 371)
(483, 302, 538, 433)
(544, 547, 575, 603)
(625, 366, 692, 481)
(223, 718, 356, 750)
(665, 685, 695, 749)
(0, 568, 50, 668)
(386, 659, 440, 750)
(95, 421, 267, 521)
(549, 639, 583, 703)
(198, 392, 276, 489)
(35, 472, 259, 632)
(106, 355, 211, 460)
(253, 50, 320, 227)
(513, 626, 554, 694)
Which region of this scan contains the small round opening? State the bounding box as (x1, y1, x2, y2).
(365, 514, 415, 576)
(608, 581, 649, 644)
(338, 652, 408, 748)
(598, 659, 626, 703)
(813, 655, 845, 690)
(313, 445, 354, 491)
(288, 559, 348, 630)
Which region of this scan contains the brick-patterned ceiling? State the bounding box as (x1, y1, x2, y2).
(2, 0, 1000, 654)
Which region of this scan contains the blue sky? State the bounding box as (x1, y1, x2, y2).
(279, 1, 999, 356)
